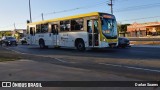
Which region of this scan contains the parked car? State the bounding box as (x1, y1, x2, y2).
(19, 37, 27, 45)
(118, 37, 131, 48)
(1, 36, 18, 46)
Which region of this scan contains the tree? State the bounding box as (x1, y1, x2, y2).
(121, 24, 130, 33)
(0, 31, 12, 37)
(117, 23, 130, 37)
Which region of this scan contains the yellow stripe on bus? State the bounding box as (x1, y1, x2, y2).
(28, 12, 100, 25)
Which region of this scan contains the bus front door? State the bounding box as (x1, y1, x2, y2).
(51, 24, 59, 46)
(87, 20, 99, 47)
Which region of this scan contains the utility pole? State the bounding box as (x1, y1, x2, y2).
(108, 0, 113, 14)
(42, 13, 44, 21)
(29, 0, 32, 23)
(14, 23, 16, 30)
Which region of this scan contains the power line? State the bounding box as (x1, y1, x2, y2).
(115, 3, 160, 12)
(31, 1, 109, 21)
(118, 15, 160, 22)
(1, 1, 160, 30)
(44, 1, 109, 16)
(1, 1, 109, 30)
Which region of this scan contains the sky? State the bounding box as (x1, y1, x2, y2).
(0, 0, 160, 31)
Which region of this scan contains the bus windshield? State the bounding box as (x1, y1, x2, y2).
(101, 18, 117, 39)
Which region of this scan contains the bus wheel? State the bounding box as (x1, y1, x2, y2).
(76, 40, 85, 51)
(39, 39, 45, 49)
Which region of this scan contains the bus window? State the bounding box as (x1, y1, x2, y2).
(41, 24, 48, 33)
(51, 24, 58, 35)
(36, 24, 41, 33)
(60, 21, 70, 32)
(87, 20, 92, 33)
(71, 19, 84, 31)
(30, 27, 35, 36)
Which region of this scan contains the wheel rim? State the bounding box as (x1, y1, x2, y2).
(78, 43, 83, 50)
(77, 41, 85, 51)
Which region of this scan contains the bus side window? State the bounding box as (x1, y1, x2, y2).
(87, 20, 92, 33)
(36, 24, 41, 33)
(71, 19, 83, 31)
(60, 21, 64, 31)
(51, 24, 58, 35)
(60, 21, 70, 32)
(41, 24, 48, 33)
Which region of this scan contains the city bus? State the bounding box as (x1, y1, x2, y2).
(27, 12, 118, 51)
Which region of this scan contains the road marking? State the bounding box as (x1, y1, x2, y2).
(54, 58, 68, 63)
(99, 63, 160, 73)
(124, 66, 160, 73)
(99, 63, 122, 67)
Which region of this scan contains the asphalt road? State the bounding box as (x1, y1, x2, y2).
(5, 45, 160, 81)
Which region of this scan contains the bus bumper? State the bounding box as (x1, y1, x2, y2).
(109, 43, 117, 48)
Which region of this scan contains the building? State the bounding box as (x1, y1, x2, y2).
(127, 22, 160, 37)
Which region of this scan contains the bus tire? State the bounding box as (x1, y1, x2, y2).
(76, 39, 85, 51)
(39, 39, 45, 49)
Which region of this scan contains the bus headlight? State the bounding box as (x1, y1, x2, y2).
(103, 39, 106, 42)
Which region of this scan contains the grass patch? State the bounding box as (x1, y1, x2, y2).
(0, 51, 22, 62)
(0, 58, 19, 62)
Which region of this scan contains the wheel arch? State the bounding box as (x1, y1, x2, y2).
(39, 38, 44, 43)
(75, 38, 84, 47)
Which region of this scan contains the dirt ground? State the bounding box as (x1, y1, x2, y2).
(0, 47, 22, 62)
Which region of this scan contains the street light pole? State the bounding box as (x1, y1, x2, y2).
(29, 0, 32, 23)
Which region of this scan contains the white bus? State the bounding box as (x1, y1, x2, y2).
(27, 12, 118, 51)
